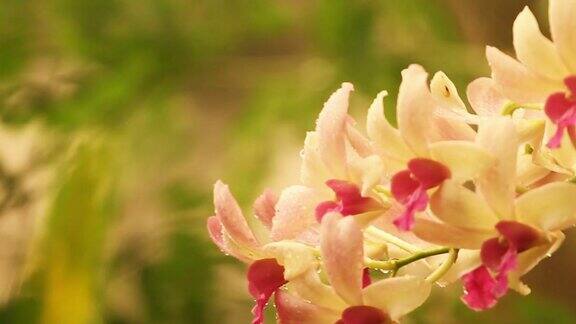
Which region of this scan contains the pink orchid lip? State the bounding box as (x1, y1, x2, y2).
(461, 266, 503, 311)
(336, 305, 391, 324)
(362, 268, 372, 288)
(315, 180, 380, 222)
(463, 221, 545, 311)
(545, 76, 576, 149)
(391, 158, 451, 231)
(247, 259, 288, 324)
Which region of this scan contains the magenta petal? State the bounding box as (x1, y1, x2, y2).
(247, 259, 288, 324)
(493, 272, 509, 298)
(391, 170, 420, 203)
(545, 92, 573, 122)
(547, 123, 567, 149)
(393, 187, 428, 231)
(338, 305, 391, 324)
(498, 248, 518, 278)
(362, 268, 372, 288)
(495, 221, 541, 252)
(564, 76, 576, 95)
(315, 201, 341, 222)
(461, 266, 500, 311)
(407, 158, 451, 189)
(325, 179, 380, 216)
(480, 237, 509, 271)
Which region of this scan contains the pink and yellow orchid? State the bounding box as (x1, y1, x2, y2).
(275, 213, 432, 324)
(487, 1, 576, 149)
(366, 65, 493, 230)
(412, 118, 576, 310)
(206, 6, 576, 317)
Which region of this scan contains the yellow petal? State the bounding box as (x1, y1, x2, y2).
(513, 7, 569, 80)
(316, 83, 354, 179)
(366, 91, 414, 162)
(516, 182, 576, 231)
(286, 269, 347, 312)
(486, 46, 562, 104)
(550, 0, 576, 72)
(429, 141, 494, 181)
(430, 71, 466, 110)
(397, 65, 433, 156)
(275, 291, 339, 324)
(362, 276, 431, 321)
(263, 241, 316, 280)
(466, 77, 506, 116)
(412, 219, 493, 250)
(476, 117, 518, 219)
(320, 213, 364, 305)
(430, 180, 499, 230)
(271, 185, 323, 241)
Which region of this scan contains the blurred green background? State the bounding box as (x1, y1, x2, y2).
(0, 0, 574, 323)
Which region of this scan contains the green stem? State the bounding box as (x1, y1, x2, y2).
(425, 248, 459, 284)
(364, 226, 420, 253)
(366, 247, 450, 272)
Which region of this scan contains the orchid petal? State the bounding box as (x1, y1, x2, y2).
(316, 83, 354, 179)
(476, 117, 518, 219)
(550, 0, 576, 72)
(207, 216, 251, 262)
(461, 266, 500, 311)
(338, 306, 392, 324)
(429, 141, 494, 181)
(287, 269, 347, 311)
(496, 221, 544, 252)
(271, 185, 323, 241)
(348, 154, 384, 196)
(513, 7, 569, 80)
(247, 259, 287, 324)
(275, 291, 338, 324)
(407, 158, 451, 189)
(362, 276, 431, 321)
(253, 189, 278, 229)
(397, 65, 433, 156)
(346, 122, 373, 158)
(515, 182, 576, 231)
(214, 181, 259, 248)
(367, 91, 414, 162)
(430, 180, 499, 230)
(263, 241, 316, 280)
(301, 132, 333, 189)
(412, 219, 493, 249)
(320, 213, 364, 305)
(543, 119, 576, 171)
(512, 231, 565, 277)
(517, 154, 550, 187)
(486, 46, 562, 104)
(466, 77, 507, 116)
(430, 71, 467, 110)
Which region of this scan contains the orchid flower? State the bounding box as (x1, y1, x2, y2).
(486, 1, 576, 150)
(276, 213, 432, 324)
(366, 65, 494, 230)
(271, 83, 388, 245)
(412, 117, 576, 310)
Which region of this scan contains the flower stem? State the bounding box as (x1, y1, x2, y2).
(364, 226, 420, 253)
(365, 247, 451, 272)
(425, 248, 459, 284)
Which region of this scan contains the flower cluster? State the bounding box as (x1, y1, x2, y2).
(207, 2, 576, 323)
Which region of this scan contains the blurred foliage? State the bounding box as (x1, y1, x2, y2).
(0, 0, 574, 323)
